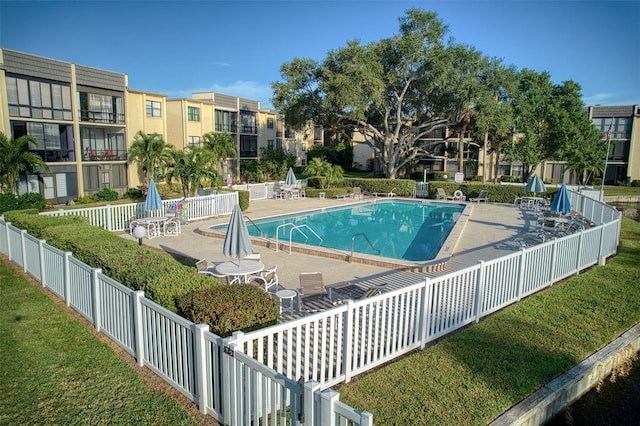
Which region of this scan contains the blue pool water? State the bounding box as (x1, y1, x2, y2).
(214, 200, 464, 262)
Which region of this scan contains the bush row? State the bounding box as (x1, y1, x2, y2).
(0, 193, 46, 214)
(427, 182, 560, 204)
(2, 209, 278, 336)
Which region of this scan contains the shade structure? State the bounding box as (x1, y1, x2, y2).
(285, 167, 297, 186)
(145, 179, 163, 213)
(525, 174, 546, 195)
(550, 183, 572, 214)
(223, 204, 253, 261)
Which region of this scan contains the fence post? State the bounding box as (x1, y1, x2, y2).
(575, 230, 584, 274)
(20, 229, 27, 272)
(5, 222, 11, 261)
(597, 222, 607, 265)
(193, 323, 210, 414)
(303, 380, 321, 425)
(133, 290, 145, 367)
(473, 261, 485, 323)
(342, 300, 355, 383)
(64, 252, 72, 307)
(222, 333, 241, 426)
(549, 238, 558, 286)
(517, 248, 526, 301)
(320, 389, 339, 425)
(92, 268, 102, 332)
(106, 204, 113, 231)
(419, 278, 432, 349)
(39, 239, 46, 287)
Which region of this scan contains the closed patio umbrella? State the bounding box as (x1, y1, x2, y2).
(145, 179, 163, 215)
(285, 167, 297, 187)
(550, 183, 572, 214)
(223, 203, 253, 262)
(525, 174, 546, 196)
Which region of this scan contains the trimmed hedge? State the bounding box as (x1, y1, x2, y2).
(177, 284, 280, 337)
(1, 210, 280, 335)
(427, 181, 560, 204)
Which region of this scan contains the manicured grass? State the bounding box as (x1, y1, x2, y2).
(602, 185, 640, 197)
(0, 260, 197, 425)
(338, 218, 640, 425)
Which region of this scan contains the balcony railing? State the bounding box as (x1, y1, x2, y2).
(83, 149, 127, 161)
(79, 110, 125, 124)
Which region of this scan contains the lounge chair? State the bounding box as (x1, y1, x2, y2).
(298, 272, 332, 312)
(470, 190, 489, 203)
(328, 283, 388, 304)
(353, 187, 364, 200)
(435, 187, 449, 200)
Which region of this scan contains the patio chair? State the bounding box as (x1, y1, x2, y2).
(435, 187, 449, 200)
(249, 265, 279, 292)
(470, 190, 489, 203)
(353, 187, 364, 200)
(298, 272, 332, 312)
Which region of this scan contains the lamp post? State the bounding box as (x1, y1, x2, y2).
(132, 225, 147, 246)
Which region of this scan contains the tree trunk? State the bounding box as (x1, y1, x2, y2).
(458, 110, 471, 174)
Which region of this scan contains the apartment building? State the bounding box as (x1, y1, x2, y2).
(0, 48, 322, 203)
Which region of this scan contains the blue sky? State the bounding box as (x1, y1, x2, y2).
(1, 1, 638, 109)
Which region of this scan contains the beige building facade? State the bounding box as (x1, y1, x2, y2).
(0, 48, 322, 203)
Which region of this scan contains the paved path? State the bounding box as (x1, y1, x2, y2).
(121, 197, 538, 292)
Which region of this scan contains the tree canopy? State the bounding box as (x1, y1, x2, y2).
(0, 132, 49, 194)
(272, 8, 603, 182)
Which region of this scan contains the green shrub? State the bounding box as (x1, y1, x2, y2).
(427, 182, 560, 204)
(631, 180, 640, 187)
(74, 196, 95, 204)
(123, 187, 144, 200)
(342, 178, 415, 197)
(0, 193, 46, 214)
(92, 187, 119, 202)
(177, 284, 279, 337)
(3, 210, 88, 235)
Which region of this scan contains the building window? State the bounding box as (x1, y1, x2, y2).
(267, 139, 274, 150)
(11, 121, 75, 162)
(188, 106, 200, 121)
(240, 110, 257, 134)
(240, 135, 258, 158)
(6, 75, 72, 120)
(188, 136, 201, 147)
(267, 118, 274, 129)
(215, 110, 237, 132)
(314, 126, 323, 141)
(80, 127, 126, 161)
(146, 100, 161, 117)
(78, 92, 124, 124)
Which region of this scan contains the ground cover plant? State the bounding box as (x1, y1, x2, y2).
(0, 260, 198, 425)
(338, 217, 640, 424)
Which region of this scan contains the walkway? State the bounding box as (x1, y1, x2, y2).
(121, 196, 539, 292)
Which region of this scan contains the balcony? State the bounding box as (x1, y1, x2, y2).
(83, 149, 127, 161)
(79, 110, 125, 124)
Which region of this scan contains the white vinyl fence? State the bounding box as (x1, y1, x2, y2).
(0, 188, 620, 424)
(0, 217, 372, 426)
(226, 189, 621, 389)
(40, 192, 239, 231)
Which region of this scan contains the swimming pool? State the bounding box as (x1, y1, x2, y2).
(210, 199, 468, 267)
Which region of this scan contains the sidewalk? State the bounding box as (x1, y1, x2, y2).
(121, 197, 537, 291)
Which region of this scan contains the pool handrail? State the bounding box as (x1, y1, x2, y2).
(275, 223, 323, 253)
(350, 232, 380, 262)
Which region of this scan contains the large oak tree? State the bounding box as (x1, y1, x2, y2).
(272, 9, 489, 178)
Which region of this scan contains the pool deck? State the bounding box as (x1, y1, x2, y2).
(121, 196, 540, 292)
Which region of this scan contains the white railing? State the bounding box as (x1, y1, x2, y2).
(0, 189, 619, 424)
(228, 190, 621, 390)
(40, 192, 238, 231)
(0, 217, 370, 426)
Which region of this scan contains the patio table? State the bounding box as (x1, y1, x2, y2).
(213, 260, 265, 283)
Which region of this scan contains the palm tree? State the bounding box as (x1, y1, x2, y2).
(165, 146, 218, 197)
(127, 131, 171, 184)
(304, 157, 343, 189)
(0, 132, 49, 194)
(202, 131, 236, 173)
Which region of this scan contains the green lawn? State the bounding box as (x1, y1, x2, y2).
(0, 260, 198, 425)
(338, 218, 640, 424)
